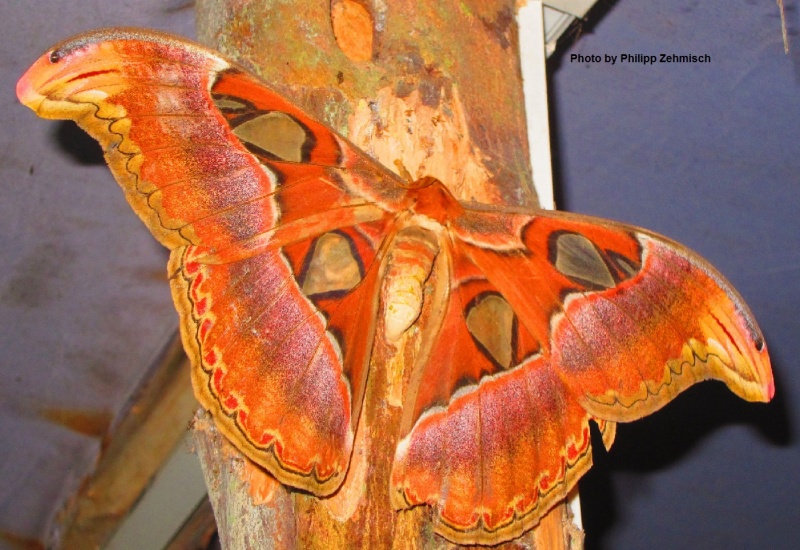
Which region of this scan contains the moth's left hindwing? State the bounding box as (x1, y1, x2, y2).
(18, 28, 773, 546)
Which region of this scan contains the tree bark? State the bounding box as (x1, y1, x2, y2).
(192, 1, 579, 548)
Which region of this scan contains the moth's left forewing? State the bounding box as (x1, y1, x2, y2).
(391, 205, 772, 545)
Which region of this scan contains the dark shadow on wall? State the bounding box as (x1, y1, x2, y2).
(52, 120, 105, 165)
(578, 355, 790, 550)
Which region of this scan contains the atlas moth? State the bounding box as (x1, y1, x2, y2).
(17, 28, 773, 545)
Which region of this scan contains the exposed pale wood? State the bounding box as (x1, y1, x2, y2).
(57, 336, 197, 549)
(193, 0, 578, 547)
(533, 502, 583, 550)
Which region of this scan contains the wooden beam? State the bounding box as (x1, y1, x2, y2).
(57, 336, 197, 549)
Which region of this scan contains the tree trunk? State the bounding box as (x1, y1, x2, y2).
(192, 1, 580, 548)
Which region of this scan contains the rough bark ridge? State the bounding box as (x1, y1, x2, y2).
(193, 1, 578, 548)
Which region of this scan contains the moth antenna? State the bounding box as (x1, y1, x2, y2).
(393, 159, 415, 183)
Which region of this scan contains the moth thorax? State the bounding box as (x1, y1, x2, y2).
(383, 226, 440, 342)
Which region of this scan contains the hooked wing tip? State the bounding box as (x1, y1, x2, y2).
(16, 71, 40, 110)
(764, 371, 776, 401)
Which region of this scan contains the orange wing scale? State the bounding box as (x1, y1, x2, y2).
(18, 28, 773, 545)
